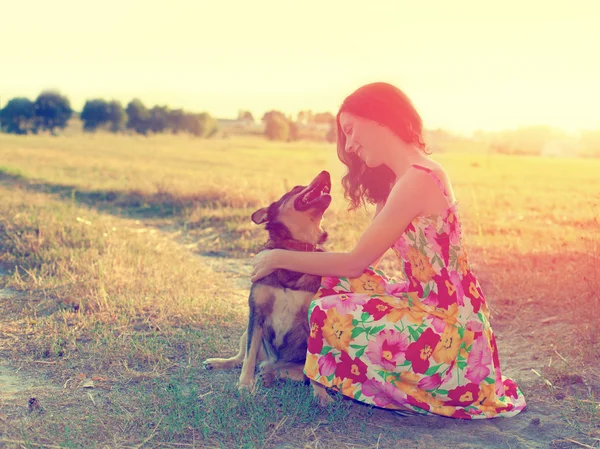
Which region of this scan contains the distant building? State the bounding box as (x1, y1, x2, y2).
(216, 117, 264, 133)
(295, 122, 331, 132)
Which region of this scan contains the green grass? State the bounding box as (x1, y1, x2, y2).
(141, 372, 351, 447)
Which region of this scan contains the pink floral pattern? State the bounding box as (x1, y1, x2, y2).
(365, 329, 409, 370)
(320, 293, 369, 314)
(303, 165, 527, 419)
(362, 378, 410, 408)
(465, 336, 493, 384)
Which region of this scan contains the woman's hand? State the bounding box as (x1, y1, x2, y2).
(251, 249, 278, 283)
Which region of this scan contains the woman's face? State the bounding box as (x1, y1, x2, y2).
(339, 111, 386, 168)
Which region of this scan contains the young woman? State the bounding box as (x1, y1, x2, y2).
(251, 82, 526, 419)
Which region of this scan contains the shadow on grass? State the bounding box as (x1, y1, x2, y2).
(0, 167, 256, 220)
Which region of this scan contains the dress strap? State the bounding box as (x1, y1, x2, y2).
(410, 164, 450, 200)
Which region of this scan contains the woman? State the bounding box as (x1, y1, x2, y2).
(251, 82, 526, 419)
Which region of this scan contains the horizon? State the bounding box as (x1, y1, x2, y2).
(2, 0, 599, 135)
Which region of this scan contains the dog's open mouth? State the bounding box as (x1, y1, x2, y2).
(294, 171, 332, 212)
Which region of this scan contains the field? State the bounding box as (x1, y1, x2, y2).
(1, 132, 599, 449)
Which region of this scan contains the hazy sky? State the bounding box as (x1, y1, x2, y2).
(2, 0, 599, 133)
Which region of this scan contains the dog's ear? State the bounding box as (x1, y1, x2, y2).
(318, 231, 328, 245)
(251, 207, 269, 224)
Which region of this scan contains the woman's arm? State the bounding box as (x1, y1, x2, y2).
(269, 201, 387, 279)
(370, 200, 386, 268)
(271, 249, 363, 279)
(262, 168, 432, 280)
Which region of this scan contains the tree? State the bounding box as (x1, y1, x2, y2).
(81, 99, 126, 133)
(0, 97, 36, 134)
(106, 100, 127, 132)
(265, 115, 290, 141)
(125, 99, 150, 135)
(81, 99, 110, 132)
(262, 110, 299, 141)
(167, 109, 186, 134)
(262, 110, 287, 124)
(183, 112, 218, 137)
(313, 112, 335, 125)
(200, 113, 219, 138)
(148, 105, 170, 134)
(33, 90, 73, 135)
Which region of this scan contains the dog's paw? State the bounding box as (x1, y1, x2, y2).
(237, 377, 256, 393)
(259, 371, 275, 388)
(311, 380, 334, 407)
(202, 359, 215, 370)
(317, 392, 334, 407)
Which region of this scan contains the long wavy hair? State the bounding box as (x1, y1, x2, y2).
(336, 82, 430, 211)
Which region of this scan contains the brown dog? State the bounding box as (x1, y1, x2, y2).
(203, 170, 333, 405)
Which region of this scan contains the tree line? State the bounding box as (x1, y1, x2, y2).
(1, 90, 342, 143)
(3, 91, 597, 156)
(0, 91, 218, 137)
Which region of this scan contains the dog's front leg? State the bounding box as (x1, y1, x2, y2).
(238, 324, 263, 392)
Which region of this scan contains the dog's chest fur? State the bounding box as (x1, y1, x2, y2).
(266, 288, 313, 348)
(252, 270, 320, 362)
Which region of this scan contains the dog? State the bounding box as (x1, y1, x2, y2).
(203, 170, 333, 405)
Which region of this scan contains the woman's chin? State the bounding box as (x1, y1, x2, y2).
(364, 158, 377, 168)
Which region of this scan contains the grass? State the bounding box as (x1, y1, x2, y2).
(143, 373, 351, 447)
(1, 131, 600, 448)
(8, 371, 351, 448)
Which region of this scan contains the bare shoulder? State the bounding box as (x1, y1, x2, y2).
(416, 159, 447, 180)
(414, 159, 457, 203)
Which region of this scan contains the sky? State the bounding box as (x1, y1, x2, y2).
(1, 0, 599, 134)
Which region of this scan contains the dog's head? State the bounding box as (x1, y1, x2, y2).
(251, 170, 332, 249)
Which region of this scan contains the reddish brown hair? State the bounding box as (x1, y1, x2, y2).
(336, 82, 430, 211)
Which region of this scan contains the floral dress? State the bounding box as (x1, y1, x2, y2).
(304, 165, 526, 419)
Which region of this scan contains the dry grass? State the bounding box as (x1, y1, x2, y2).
(1, 132, 599, 448)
